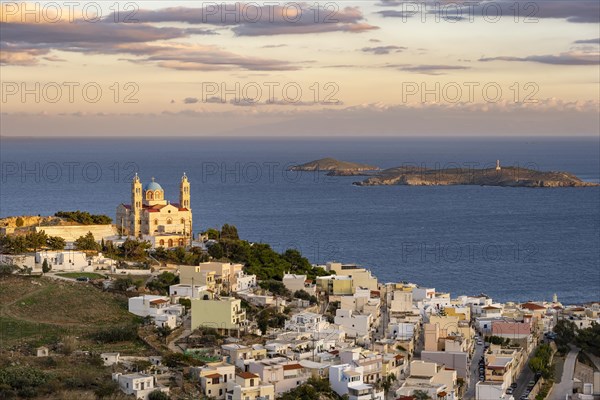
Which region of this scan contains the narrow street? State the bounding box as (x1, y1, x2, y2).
(465, 340, 484, 399)
(549, 347, 579, 400)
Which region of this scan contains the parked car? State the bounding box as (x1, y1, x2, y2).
(511, 383, 518, 389)
(506, 388, 514, 395)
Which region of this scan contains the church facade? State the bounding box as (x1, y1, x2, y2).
(116, 173, 192, 248)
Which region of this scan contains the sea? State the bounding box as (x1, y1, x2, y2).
(1, 136, 599, 304)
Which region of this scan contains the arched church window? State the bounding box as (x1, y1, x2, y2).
(147, 191, 154, 200)
(154, 219, 158, 225)
(178, 239, 184, 246)
(167, 218, 172, 224)
(180, 218, 185, 224)
(168, 239, 173, 247)
(155, 190, 161, 200)
(159, 239, 164, 246)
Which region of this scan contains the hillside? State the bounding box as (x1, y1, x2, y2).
(354, 166, 598, 187)
(289, 157, 379, 172)
(0, 275, 141, 349)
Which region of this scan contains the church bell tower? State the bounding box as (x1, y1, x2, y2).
(131, 173, 142, 237)
(180, 172, 191, 210)
(179, 172, 192, 243)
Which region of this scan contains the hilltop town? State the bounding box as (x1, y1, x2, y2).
(1, 174, 599, 400)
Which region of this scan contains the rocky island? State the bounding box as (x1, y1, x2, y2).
(289, 158, 379, 176)
(353, 165, 598, 188)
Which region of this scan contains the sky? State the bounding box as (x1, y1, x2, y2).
(1, 0, 599, 136)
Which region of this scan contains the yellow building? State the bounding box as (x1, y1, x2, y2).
(226, 372, 275, 400)
(325, 262, 378, 290)
(425, 315, 473, 352)
(191, 297, 246, 333)
(316, 275, 354, 295)
(116, 173, 192, 248)
(195, 262, 244, 291)
(179, 265, 218, 292)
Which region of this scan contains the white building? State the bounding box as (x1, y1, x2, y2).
(282, 273, 316, 295)
(112, 372, 169, 400)
(388, 322, 415, 341)
(476, 381, 514, 400)
(128, 295, 184, 329)
(232, 271, 257, 292)
(334, 309, 373, 339)
(396, 360, 457, 400)
(35, 250, 90, 271)
(0, 254, 36, 272)
(284, 311, 329, 333)
(169, 283, 208, 299)
(329, 364, 384, 400)
(101, 352, 120, 366)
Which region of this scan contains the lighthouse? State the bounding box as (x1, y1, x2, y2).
(496, 160, 501, 171)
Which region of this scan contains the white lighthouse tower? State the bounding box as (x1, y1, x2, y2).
(496, 160, 501, 171)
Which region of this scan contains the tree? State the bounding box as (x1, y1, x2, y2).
(554, 319, 577, 347)
(120, 238, 151, 260)
(204, 228, 220, 240)
(220, 224, 239, 240)
(15, 217, 24, 227)
(42, 259, 51, 274)
(148, 390, 170, 400)
(46, 236, 65, 250)
(25, 230, 47, 252)
(74, 232, 100, 251)
(380, 373, 397, 395)
(575, 322, 600, 356)
(0, 235, 27, 254)
(156, 325, 173, 343)
(208, 242, 224, 259)
(413, 390, 432, 400)
(147, 272, 179, 294)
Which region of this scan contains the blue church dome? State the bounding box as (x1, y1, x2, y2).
(144, 178, 163, 191)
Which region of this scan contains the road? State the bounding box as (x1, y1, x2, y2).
(465, 339, 484, 399)
(549, 347, 579, 400)
(513, 348, 537, 400)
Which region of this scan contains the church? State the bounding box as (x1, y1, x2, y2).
(116, 173, 193, 248)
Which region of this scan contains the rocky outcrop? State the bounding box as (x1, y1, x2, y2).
(353, 166, 598, 188)
(289, 158, 379, 172)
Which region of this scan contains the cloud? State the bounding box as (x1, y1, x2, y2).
(110, 4, 378, 36)
(362, 45, 407, 55)
(0, 19, 297, 70)
(387, 64, 470, 75)
(574, 38, 600, 45)
(3, 99, 598, 136)
(479, 51, 599, 66)
(375, 0, 600, 23)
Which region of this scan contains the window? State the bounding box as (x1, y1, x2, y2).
(167, 218, 172, 224)
(181, 218, 185, 224)
(159, 239, 164, 246)
(168, 239, 173, 247)
(154, 219, 158, 225)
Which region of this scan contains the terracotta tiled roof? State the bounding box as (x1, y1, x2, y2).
(283, 364, 303, 371)
(205, 373, 221, 379)
(150, 298, 169, 305)
(238, 372, 258, 379)
(521, 302, 546, 310)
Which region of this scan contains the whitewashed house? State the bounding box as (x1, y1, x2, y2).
(329, 364, 384, 400)
(35, 250, 91, 272)
(112, 372, 169, 400)
(128, 295, 184, 329)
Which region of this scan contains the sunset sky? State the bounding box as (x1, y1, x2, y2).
(1, 0, 599, 136)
